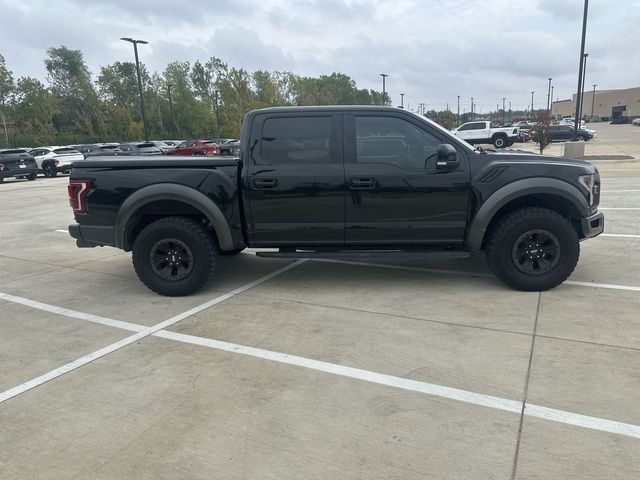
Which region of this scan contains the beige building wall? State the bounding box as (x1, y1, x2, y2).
(551, 86, 640, 119)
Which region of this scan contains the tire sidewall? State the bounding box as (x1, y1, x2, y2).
(493, 136, 506, 148)
(133, 219, 216, 296)
(487, 211, 579, 291)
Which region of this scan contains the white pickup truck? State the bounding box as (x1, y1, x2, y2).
(451, 121, 519, 148)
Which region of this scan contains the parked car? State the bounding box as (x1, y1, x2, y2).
(117, 142, 164, 156)
(631, 118, 640, 126)
(68, 105, 603, 296)
(149, 141, 176, 154)
(29, 146, 84, 177)
(0, 149, 38, 183)
(85, 146, 125, 158)
(451, 121, 519, 148)
(160, 140, 184, 147)
(73, 144, 121, 158)
(169, 140, 221, 156)
(547, 125, 594, 142)
(219, 139, 240, 156)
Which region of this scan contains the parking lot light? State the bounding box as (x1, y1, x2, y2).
(120, 37, 149, 142)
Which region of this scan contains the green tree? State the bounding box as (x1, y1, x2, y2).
(45, 46, 102, 141)
(0, 53, 15, 147)
(11, 77, 57, 146)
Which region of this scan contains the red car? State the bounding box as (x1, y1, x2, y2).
(169, 140, 220, 156)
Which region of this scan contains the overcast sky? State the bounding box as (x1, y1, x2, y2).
(1, 0, 639, 112)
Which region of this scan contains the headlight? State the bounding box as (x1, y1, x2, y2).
(578, 174, 596, 206)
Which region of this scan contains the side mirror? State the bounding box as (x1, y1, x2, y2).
(436, 144, 459, 170)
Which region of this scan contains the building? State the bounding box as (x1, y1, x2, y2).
(551, 86, 640, 121)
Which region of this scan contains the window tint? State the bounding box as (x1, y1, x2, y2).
(259, 116, 332, 164)
(355, 116, 442, 170)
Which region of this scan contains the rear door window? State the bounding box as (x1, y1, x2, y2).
(258, 116, 333, 164)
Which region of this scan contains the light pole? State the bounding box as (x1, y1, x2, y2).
(380, 73, 388, 106)
(457, 95, 460, 125)
(502, 97, 506, 123)
(531, 91, 535, 118)
(167, 83, 176, 139)
(573, 0, 589, 138)
(578, 53, 589, 123)
(546, 77, 552, 114)
(550, 86, 554, 117)
(508, 100, 512, 122)
(400, 93, 404, 109)
(590, 84, 597, 119)
(470, 97, 474, 120)
(121, 37, 149, 141)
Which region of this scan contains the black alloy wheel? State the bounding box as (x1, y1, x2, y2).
(149, 238, 194, 281)
(511, 229, 561, 276)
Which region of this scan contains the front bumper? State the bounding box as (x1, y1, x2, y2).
(581, 211, 604, 239)
(69, 224, 115, 248)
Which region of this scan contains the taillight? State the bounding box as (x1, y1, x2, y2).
(68, 179, 91, 213)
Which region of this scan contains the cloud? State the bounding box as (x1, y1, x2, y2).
(1, 0, 638, 111)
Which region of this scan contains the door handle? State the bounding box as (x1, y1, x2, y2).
(252, 178, 278, 189)
(349, 178, 376, 190)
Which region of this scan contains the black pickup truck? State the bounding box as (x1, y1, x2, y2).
(68, 106, 604, 296)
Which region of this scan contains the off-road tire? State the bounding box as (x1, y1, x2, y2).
(27, 173, 37, 181)
(132, 216, 218, 296)
(485, 207, 580, 291)
(493, 135, 508, 149)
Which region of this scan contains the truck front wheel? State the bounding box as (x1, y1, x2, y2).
(132, 216, 218, 296)
(493, 135, 508, 149)
(485, 207, 579, 291)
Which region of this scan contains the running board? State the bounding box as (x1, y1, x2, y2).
(256, 249, 471, 259)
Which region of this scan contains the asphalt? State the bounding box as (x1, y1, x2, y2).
(1, 140, 639, 479)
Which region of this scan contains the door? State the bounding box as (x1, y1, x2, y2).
(245, 113, 345, 246)
(344, 113, 470, 244)
(456, 122, 489, 142)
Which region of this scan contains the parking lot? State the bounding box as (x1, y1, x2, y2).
(1, 154, 640, 478)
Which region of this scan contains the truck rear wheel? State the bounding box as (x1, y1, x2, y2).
(493, 135, 508, 148)
(485, 207, 579, 291)
(132, 216, 218, 296)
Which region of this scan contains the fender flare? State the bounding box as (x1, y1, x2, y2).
(114, 183, 234, 251)
(466, 177, 589, 251)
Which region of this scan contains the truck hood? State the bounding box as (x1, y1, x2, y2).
(478, 149, 595, 170)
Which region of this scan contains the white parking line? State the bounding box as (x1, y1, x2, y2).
(599, 208, 640, 210)
(601, 233, 640, 239)
(55, 229, 68, 233)
(602, 190, 640, 193)
(315, 258, 640, 293)
(2, 289, 639, 439)
(0, 260, 305, 404)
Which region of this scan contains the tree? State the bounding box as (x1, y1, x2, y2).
(0, 53, 14, 147)
(11, 77, 57, 146)
(45, 46, 102, 141)
(531, 111, 553, 154)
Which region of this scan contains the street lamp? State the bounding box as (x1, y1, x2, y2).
(167, 83, 176, 139)
(531, 91, 535, 118)
(121, 37, 149, 141)
(590, 84, 597, 119)
(470, 97, 474, 120)
(400, 93, 404, 109)
(550, 86, 554, 117)
(573, 0, 589, 138)
(380, 73, 388, 106)
(546, 77, 552, 113)
(457, 95, 460, 125)
(579, 53, 589, 123)
(502, 97, 506, 123)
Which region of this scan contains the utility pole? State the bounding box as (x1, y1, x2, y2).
(502, 98, 506, 123)
(546, 77, 552, 114)
(457, 95, 460, 125)
(531, 91, 535, 119)
(120, 37, 149, 141)
(380, 73, 388, 106)
(590, 84, 597, 119)
(167, 83, 177, 139)
(508, 100, 512, 122)
(400, 93, 404, 109)
(578, 53, 589, 123)
(573, 0, 589, 138)
(470, 97, 474, 120)
(550, 86, 554, 117)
